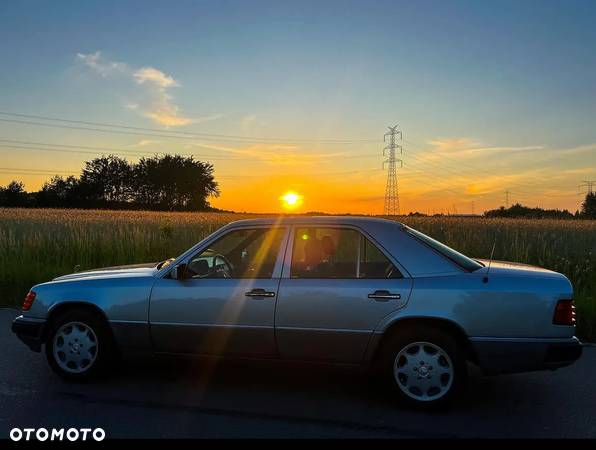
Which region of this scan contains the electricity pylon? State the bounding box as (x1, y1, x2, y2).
(383, 125, 403, 216)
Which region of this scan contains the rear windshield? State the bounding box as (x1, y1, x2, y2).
(404, 226, 483, 272)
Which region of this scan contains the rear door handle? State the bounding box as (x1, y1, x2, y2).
(368, 290, 401, 301)
(245, 288, 276, 298)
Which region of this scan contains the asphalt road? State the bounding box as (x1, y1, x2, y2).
(1, 308, 595, 439)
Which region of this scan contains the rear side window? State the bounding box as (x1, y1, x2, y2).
(359, 236, 400, 279)
(404, 226, 482, 272)
(290, 227, 401, 279)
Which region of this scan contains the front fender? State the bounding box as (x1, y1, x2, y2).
(26, 276, 154, 354)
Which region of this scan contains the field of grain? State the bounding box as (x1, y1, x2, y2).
(1, 208, 595, 340)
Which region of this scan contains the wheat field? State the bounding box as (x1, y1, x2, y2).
(1, 208, 594, 340)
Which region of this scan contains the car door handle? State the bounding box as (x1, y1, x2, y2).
(245, 289, 276, 298)
(368, 290, 401, 301)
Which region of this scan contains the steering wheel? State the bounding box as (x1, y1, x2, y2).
(212, 253, 233, 278)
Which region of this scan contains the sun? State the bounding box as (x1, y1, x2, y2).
(280, 191, 303, 210)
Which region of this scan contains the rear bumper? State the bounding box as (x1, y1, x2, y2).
(470, 336, 582, 375)
(11, 315, 46, 352)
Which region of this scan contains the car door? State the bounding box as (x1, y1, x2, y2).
(275, 225, 412, 363)
(149, 226, 289, 357)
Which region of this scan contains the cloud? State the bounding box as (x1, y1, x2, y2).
(560, 167, 596, 175)
(77, 51, 127, 77)
(428, 138, 544, 157)
(240, 114, 257, 132)
(128, 139, 161, 148)
(77, 51, 216, 127)
(185, 141, 349, 166)
(133, 67, 179, 88)
(429, 138, 478, 152)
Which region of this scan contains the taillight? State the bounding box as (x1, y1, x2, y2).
(553, 299, 576, 326)
(22, 291, 36, 311)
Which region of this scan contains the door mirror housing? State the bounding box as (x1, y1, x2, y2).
(171, 263, 188, 280)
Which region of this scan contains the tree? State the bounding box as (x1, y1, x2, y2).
(133, 155, 219, 210)
(0, 180, 29, 207)
(79, 155, 134, 205)
(36, 175, 82, 208)
(580, 192, 596, 219)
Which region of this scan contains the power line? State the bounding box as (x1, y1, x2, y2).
(0, 141, 381, 164)
(579, 180, 595, 195)
(0, 165, 383, 180)
(0, 112, 378, 144)
(0, 113, 580, 204)
(402, 138, 577, 197)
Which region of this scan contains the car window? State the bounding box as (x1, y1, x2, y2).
(404, 226, 482, 272)
(187, 227, 285, 279)
(290, 227, 400, 279)
(359, 236, 401, 279)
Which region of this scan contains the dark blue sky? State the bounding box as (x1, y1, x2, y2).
(1, 0, 595, 212)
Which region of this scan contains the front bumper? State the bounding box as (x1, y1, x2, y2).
(471, 336, 583, 375)
(11, 315, 46, 352)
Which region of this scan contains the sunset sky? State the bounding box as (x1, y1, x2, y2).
(1, 0, 595, 214)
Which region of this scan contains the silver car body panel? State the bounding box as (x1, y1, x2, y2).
(18, 216, 579, 373)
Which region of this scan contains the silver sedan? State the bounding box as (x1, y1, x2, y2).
(12, 217, 582, 407)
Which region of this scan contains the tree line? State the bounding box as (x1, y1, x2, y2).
(404, 195, 596, 219)
(484, 196, 596, 219)
(0, 154, 220, 211)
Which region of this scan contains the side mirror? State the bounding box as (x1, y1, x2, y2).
(171, 263, 187, 280)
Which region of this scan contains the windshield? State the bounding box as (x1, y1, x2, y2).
(404, 226, 483, 272)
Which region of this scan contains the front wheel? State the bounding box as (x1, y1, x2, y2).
(380, 326, 465, 408)
(45, 308, 113, 380)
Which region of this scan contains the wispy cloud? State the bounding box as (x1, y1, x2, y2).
(77, 51, 126, 77)
(186, 141, 348, 165)
(561, 167, 595, 175)
(77, 51, 219, 127)
(428, 138, 544, 157)
(428, 138, 478, 152)
(240, 114, 258, 132)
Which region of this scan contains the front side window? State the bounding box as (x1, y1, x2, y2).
(186, 227, 285, 279)
(290, 227, 400, 279)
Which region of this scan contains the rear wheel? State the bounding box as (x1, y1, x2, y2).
(379, 325, 465, 408)
(45, 308, 113, 380)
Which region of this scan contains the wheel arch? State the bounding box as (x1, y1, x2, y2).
(44, 301, 113, 343)
(369, 316, 478, 366)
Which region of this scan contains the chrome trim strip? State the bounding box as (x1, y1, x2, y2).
(14, 315, 46, 323)
(276, 326, 371, 334)
(108, 319, 147, 324)
(469, 336, 579, 343)
(150, 322, 272, 329)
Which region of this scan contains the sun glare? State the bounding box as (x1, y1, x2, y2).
(280, 191, 303, 210)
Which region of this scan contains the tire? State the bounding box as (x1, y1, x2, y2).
(45, 308, 114, 381)
(378, 325, 466, 409)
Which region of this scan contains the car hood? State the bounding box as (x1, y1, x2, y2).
(475, 259, 565, 279)
(53, 262, 159, 281)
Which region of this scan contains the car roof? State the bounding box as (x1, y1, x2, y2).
(223, 215, 404, 228)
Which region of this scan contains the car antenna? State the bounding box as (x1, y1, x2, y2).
(483, 239, 497, 284)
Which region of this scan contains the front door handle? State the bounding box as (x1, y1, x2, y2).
(368, 290, 401, 301)
(245, 288, 276, 298)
